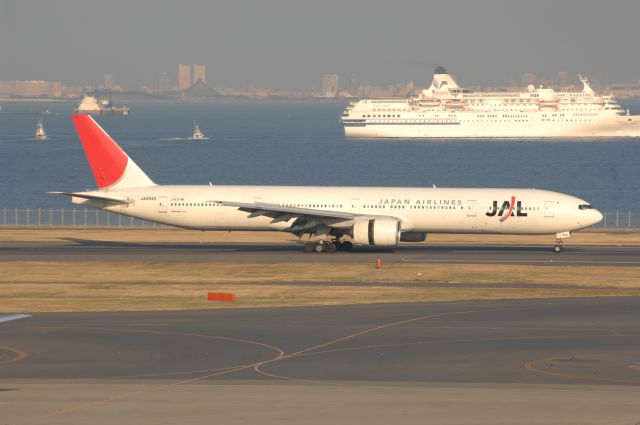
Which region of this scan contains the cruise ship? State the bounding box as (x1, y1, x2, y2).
(340, 67, 640, 138)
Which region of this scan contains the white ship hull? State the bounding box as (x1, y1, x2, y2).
(73, 109, 129, 115)
(74, 108, 130, 116)
(344, 116, 640, 138)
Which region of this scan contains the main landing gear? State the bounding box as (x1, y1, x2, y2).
(303, 240, 353, 253)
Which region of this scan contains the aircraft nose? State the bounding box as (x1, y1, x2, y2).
(592, 209, 604, 225)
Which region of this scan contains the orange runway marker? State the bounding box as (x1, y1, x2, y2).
(376, 258, 382, 269)
(207, 292, 235, 302)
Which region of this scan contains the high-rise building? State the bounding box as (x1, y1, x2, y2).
(193, 64, 206, 84)
(104, 73, 113, 90)
(321, 73, 339, 97)
(158, 72, 171, 91)
(178, 64, 192, 90)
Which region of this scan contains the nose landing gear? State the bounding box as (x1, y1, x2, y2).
(553, 231, 571, 253)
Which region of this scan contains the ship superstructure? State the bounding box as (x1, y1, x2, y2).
(35, 120, 47, 140)
(74, 91, 129, 116)
(189, 122, 208, 140)
(341, 67, 640, 138)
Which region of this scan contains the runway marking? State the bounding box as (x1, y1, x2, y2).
(8, 328, 287, 425)
(287, 333, 626, 361)
(253, 302, 640, 382)
(253, 308, 489, 381)
(401, 259, 640, 265)
(451, 250, 636, 255)
(0, 314, 31, 324)
(108, 328, 285, 379)
(523, 355, 640, 385)
(0, 346, 27, 366)
(109, 364, 247, 379)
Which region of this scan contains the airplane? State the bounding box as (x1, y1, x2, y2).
(51, 115, 603, 253)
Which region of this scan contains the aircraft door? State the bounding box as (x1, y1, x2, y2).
(350, 198, 360, 213)
(158, 196, 168, 213)
(544, 201, 555, 217)
(466, 200, 477, 217)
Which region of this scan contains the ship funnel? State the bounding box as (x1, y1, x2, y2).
(429, 66, 460, 91)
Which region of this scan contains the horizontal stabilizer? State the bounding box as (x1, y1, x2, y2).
(48, 191, 132, 205)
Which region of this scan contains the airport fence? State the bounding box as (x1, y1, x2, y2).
(0, 207, 166, 227)
(0, 207, 639, 229)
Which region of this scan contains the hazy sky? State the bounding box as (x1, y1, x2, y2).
(1, 0, 639, 90)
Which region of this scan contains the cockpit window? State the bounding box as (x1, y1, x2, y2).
(578, 204, 593, 210)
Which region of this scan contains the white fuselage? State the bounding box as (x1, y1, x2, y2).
(73, 185, 603, 236)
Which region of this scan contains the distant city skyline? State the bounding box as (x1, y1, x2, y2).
(4, 66, 640, 100)
(1, 0, 640, 90)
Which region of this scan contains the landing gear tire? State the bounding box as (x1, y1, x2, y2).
(325, 243, 337, 253)
(304, 240, 345, 253)
(553, 245, 563, 253)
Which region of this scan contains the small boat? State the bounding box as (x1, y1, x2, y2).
(35, 120, 47, 140)
(189, 122, 208, 140)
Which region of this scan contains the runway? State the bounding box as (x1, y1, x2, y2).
(2, 298, 640, 424)
(2, 239, 640, 265)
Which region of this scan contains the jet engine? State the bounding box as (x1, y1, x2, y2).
(352, 217, 401, 246)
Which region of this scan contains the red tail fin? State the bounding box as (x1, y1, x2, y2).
(73, 115, 154, 189)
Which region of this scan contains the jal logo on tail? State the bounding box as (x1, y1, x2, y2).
(485, 196, 528, 222)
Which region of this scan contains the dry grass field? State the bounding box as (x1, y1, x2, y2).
(1, 227, 639, 312)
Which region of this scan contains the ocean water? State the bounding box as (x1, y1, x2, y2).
(1, 99, 639, 210)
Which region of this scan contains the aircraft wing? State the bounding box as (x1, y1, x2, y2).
(215, 201, 354, 220)
(212, 200, 396, 235)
